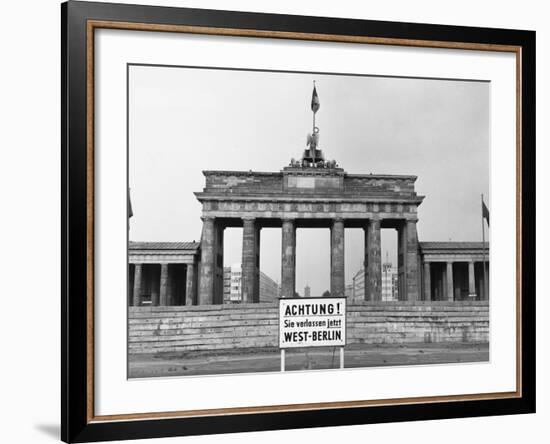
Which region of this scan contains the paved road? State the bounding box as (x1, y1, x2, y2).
(128, 342, 489, 378)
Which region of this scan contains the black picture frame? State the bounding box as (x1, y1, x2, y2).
(61, 1, 536, 442)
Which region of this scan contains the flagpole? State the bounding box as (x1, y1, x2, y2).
(481, 194, 487, 300)
(312, 81, 316, 164)
(312, 80, 316, 131)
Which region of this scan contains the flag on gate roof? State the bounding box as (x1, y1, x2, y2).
(311, 84, 320, 113)
(482, 198, 489, 226)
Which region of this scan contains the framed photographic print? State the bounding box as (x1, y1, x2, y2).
(61, 1, 536, 442)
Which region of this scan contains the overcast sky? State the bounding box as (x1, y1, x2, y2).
(128, 65, 489, 295)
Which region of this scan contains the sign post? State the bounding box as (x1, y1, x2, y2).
(279, 297, 346, 371)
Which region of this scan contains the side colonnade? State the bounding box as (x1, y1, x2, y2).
(128, 241, 199, 307)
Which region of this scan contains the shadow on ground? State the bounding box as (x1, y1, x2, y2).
(34, 424, 59, 440)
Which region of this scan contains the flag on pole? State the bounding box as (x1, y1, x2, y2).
(482, 198, 490, 226)
(311, 84, 320, 113)
(128, 189, 133, 218)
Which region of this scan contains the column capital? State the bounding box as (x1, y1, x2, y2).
(364, 218, 380, 231)
(201, 216, 215, 222)
(242, 217, 257, 228)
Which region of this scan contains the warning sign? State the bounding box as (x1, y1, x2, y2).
(279, 297, 346, 349)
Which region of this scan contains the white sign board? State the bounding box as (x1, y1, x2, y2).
(279, 297, 346, 349)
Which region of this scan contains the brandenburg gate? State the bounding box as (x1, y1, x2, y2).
(195, 154, 424, 305)
(194, 83, 425, 305)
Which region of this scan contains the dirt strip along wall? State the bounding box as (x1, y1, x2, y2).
(128, 301, 489, 354)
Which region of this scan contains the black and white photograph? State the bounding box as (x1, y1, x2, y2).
(127, 65, 491, 378)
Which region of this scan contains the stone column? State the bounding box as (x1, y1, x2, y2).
(198, 217, 216, 305)
(281, 219, 296, 298)
(151, 268, 160, 307)
(132, 263, 142, 307)
(331, 219, 345, 297)
(446, 261, 454, 301)
(423, 262, 432, 301)
(213, 224, 225, 305)
(397, 225, 406, 301)
(185, 263, 196, 305)
(364, 219, 381, 301)
(468, 261, 476, 298)
(405, 220, 420, 301)
(159, 263, 169, 306)
(241, 218, 260, 303)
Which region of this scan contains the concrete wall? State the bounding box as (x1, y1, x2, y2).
(129, 301, 489, 354)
